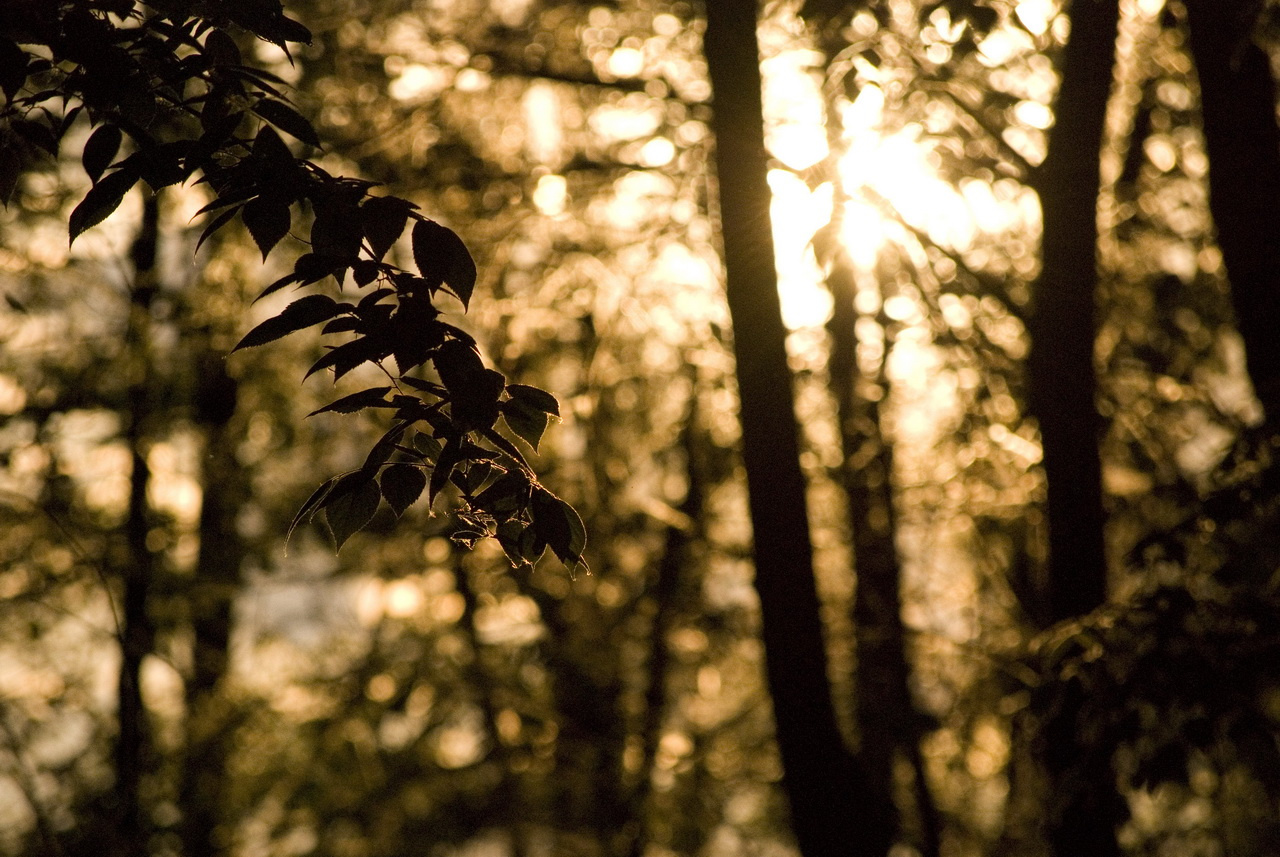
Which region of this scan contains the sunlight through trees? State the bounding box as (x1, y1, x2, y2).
(3, 1, 1280, 856)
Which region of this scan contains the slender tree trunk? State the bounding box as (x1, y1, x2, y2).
(1023, 2, 1125, 855)
(827, 257, 940, 857)
(628, 368, 704, 857)
(179, 345, 243, 857)
(1183, 0, 1280, 428)
(702, 4, 888, 855)
(1027, 0, 1118, 626)
(114, 192, 161, 857)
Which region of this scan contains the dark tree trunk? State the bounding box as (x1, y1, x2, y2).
(1026, 0, 1118, 627)
(628, 373, 703, 857)
(702, 3, 888, 856)
(1183, 0, 1280, 428)
(114, 192, 161, 857)
(827, 258, 940, 857)
(1024, 2, 1125, 855)
(179, 346, 244, 857)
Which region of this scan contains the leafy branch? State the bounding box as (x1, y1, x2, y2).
(0, 0, 585, 571)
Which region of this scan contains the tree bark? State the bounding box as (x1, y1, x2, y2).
(1024, 2, 1125, 855)
(113, 191, 161, 857)
(827, 257, 940, 857)
(1026, 0, 1118, 626)
(703, 3, 888, 855)
(179, 344, 243, 857)
(1183, 0, 1280, 428)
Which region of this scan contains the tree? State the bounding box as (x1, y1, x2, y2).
(703, 3, 890, 856)
(1021, 2, 1126, 854)
(1183, 0, 1280, 430)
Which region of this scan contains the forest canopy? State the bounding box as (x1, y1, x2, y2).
(2, 1, 1280, 857)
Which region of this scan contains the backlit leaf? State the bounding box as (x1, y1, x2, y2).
(233, 294, 342, 351)
(323, 474, 380, 550)
(308, 386, 392, 417)
(304, 335, 383, 380)
(82, 124, 122, 183)
(412, 219, 477, 309)
(287, 475, 338, 543)
(501, 398, 549, 451)
(0, 145, 19, 206)
(252, 98, 319, 146)
(531, 487, 587, 572)
(69, 166, 138, 242)
(506, 384, 560, 417)
(381, 464, 426, 517)
(428, 437, 463, 506)
(242, 195, 292, 259)
(361, 196, 413, 260)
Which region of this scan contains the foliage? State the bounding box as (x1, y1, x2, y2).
(0, 0, 584, 570)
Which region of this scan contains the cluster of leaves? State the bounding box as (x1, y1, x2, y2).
(0, 0, 585, 570)
(1030, 582, 1280, 802)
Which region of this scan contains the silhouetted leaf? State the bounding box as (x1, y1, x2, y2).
(429, 437, 463, 505)
(0, 145, 19, 206)
(287, 475, 338, 543)
(234, 294, 342, 350)
(352, 259, 380, 286)
(324, 474, 380, 550)
(11, 119, 56, 155)
(531, 487, 587, 571)
(506, 384, 560, 417)
(311, 198, 362, 261)
(304, 335, 384, 380)
(195, 204, 243, 252)
(308, 386, 392, 416)
(361, 422, 409, 475)
(0, 38, 27, 102)
(82, 124, 122, 183)
(501, 398, 550, 451)
(254, 271, 301, 303)
(474, 468, 532, 517)
(413, 431, 443, 461)
(252, 124, 293, 167)
(381, 464, 426, 517)
(253, 98, 319, 147)
(321, 316, 361, 334)
(203, 28, 241, 66)
(496, 519, 543, 567)
(482, 426, 530, 470)
(69, 166, 138, 242)
(453, 368, 504, 432)
(361, 196, 414, 260)
(412, 219, 477, 309)
(389, 296, 444, 372)
(293, 252, 343, 285)
(242, 195, 291, 259)
(130, 143, 189, 190)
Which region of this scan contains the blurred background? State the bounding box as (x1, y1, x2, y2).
(2, 1, 1280, 855)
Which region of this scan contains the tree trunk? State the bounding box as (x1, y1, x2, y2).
(1027, 0, 1118, 626)
(1024, 2, 1125, 855)
(1183, 0, 1280, 428)
(113, 191, 161, 857)
(827, 256, 940, 857)
(628, 371, 703, 857)
(179, 345, 244, 857)
(702, 3, 888, 855)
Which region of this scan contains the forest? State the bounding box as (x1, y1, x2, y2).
(1, 0, 1279, 855)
